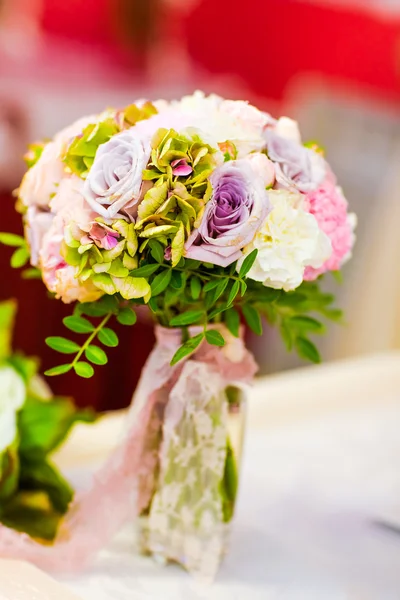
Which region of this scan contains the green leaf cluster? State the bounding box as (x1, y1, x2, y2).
(63, 119, 119, 178)
(134, 128, 218, 266)
(0, 300, 96, 540)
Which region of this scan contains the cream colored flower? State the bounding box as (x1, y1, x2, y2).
(0, 366, 25, 454)
(39, 186, 101, 304)
(19, 141, 65, 209)
(274, 116, 302, 144)
(19, 114, 99, 210)
(237, 189, 332, 291)
(169, 91, 267, 157)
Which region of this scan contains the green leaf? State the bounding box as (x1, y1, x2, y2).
(76, 303, 109, 318)
(170, 333, 204, 366)
(213, 278, 229, 303)
(171, 221, 185, 267)
(11, 246, 29, 268)
(170, 310, 204, 327)
(208, 305, 228, 320)
(295, 337, 321, 363)
(332, 270, 343, 284)
(85, 345, 108, 365)
(137, 180, 169, 221)
(112, 276, 150, 300)
(242, 304, 263, 335)
(98, 327, 119, 347)
(205, 329, 225, 347)
(117, 307, 137, 326)
(19, 395, 95, 458)
(203, 279, 220, 292)
(151, 269, 172, 296)
(225, 307, 240, 337)
(73, 361, 94, 378)
(92, 273, 117, 295)
(220, 439, 238, 522)
(0, 232, 25, 247)
(227, 280, 240, 306)
(238, 249, 258, 279)
(44, 364, 72, 377)
(21, 268, 41, 279)
(190, 276, 202, 300)
(185, 259, 201, 270)
(0, 299, 16, 360)
(149, 239, 165, 264)
(63, 315, 94, 334)
(240, 280, 247, 296)
(0, 494, 60, 540)
(19, 458, 73, 514)
(322, 308, 343, 322)
(76, 296, 119, 317)
(64, 119, 118, 177)
(277, 292, 307, 308)
(0, 442, 19, 501)
(170, 270, 183, 289)
(148, 297, 158, 313)
(288, 316, 325, 334)
(45, 337, 80, 354)
(130, 263, 160, 277)
(280, 320, 293, 351)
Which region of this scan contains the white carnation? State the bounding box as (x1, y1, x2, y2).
(0, 366, 25, 454)
(237, 189, 332, 291)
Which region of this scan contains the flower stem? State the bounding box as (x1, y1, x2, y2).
(71, 313, 112, 367)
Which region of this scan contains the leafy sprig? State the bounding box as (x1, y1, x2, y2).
(44, 296, 136, 378)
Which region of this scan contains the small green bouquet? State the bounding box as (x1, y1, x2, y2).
(0, 300, 94, 540)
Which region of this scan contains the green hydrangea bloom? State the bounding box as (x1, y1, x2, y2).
(62, 218, 151, 301)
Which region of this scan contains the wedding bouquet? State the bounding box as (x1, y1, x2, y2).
(0, 300, 94, 541)
(0, 92, 355, 579)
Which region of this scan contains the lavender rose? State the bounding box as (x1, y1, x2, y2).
(265, 129, 325, 193)
(83, 130, 150, 219)
(185, 159, 270, 267)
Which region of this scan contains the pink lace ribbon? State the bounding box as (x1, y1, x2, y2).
(0, 325, 257, 574)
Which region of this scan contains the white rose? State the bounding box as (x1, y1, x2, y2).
(0, 366, 25, 454)
(237, 189, 332, 291)
(83, 129, 150, 219)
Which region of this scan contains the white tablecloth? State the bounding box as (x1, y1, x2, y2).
(53, 353, 400, 600)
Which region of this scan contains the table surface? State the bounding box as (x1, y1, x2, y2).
(52, 352, 400, 600)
